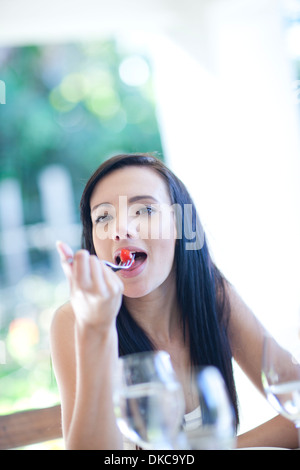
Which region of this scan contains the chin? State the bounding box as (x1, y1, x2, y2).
(123, 282, 154, 299)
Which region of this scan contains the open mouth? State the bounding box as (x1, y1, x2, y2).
(115, 251, 147, 267)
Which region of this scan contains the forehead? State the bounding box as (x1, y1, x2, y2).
(90, 166, 171, 207)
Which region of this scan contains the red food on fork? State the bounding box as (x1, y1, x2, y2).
(120, 249, 134, 264)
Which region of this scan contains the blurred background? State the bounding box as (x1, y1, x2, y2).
(1, 0, 300, 449)
(0, 40, 163, 449)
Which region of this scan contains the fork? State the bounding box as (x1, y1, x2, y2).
(57, 241, 135, 272)
(65, 255, 135, 272)
(103, 255, 135, 272)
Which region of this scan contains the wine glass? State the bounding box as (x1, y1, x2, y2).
(262, 331, 300, 447)
(184, 366, 236, 450)
(113, 350, 185, 449)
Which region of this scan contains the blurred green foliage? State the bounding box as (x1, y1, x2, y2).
(0, 39, 163, 438)
(0, 41, 163, 221)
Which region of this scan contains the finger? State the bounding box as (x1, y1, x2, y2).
(89, 256, 123, 296)
(56, 240, 74, 263)
(56, 240, 74, 281)
(100, 260, 124, 296)
(89, 255, 108, 296)
(73, 250, 92, 290)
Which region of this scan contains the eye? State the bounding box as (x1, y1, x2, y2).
(94, 212, 113, 224)
(136, 205, 156, 216)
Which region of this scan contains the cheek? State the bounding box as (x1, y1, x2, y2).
(92, 229, 110, 258)
(146, 209, 177, 241)
(152, 238, 176, 273)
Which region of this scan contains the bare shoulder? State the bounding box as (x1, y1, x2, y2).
(50, 302, 77, 437)
(50, 301, 76, 372)
(224, 282, 266, 390)
(52, 300, 74, 323)
(225, 282, 264, 338)
(51, 301, 75, 338)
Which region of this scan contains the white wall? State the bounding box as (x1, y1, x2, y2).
(147, 0, 300, 433)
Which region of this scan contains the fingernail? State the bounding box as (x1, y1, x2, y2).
(56, 240, 74, 263)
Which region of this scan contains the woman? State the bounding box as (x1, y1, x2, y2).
(50, 153, 298, 449)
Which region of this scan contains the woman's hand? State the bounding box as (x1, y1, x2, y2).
(56, 241, 124, 331)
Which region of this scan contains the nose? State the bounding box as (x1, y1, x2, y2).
(112, 226, 137, 241)
(111, 212, 138, 241)
(113, 230, 131, 241)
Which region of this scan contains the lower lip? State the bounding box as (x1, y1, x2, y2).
(119, 257, 147, 278)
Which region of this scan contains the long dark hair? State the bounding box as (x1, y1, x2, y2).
(80, 153, 239, 427)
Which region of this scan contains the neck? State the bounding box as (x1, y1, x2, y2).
(123, 272, 182, 347)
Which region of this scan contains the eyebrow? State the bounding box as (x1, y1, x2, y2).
(91, 195, 159, 213)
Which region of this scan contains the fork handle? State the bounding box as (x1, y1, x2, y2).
(103, 261, 121, 272)
(104, 261, 122, 273)
(109, 266, 122, 272)
(103, 254, 135, 272)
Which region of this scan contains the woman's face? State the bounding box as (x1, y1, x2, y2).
(89, 166, 177, 298)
